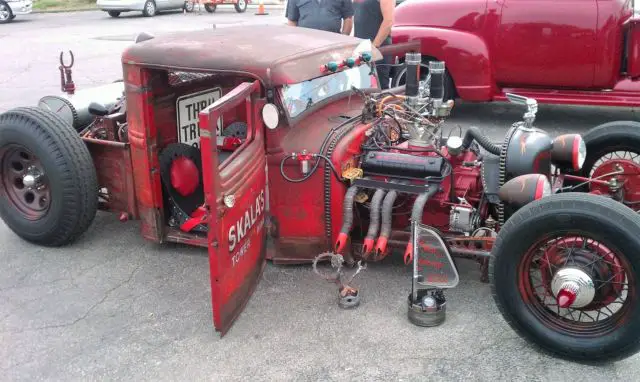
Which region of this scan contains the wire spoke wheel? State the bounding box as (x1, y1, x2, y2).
(569, 121, 640, 211)
(519, 233, 633, 335)
(586, 150, 640, 212)
(490, 193, 640, 362)
(590, 150, 640, 177)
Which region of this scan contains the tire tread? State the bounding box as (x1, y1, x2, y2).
(0, 107, 98, 247)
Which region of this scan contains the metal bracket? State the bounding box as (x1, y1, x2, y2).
(505, 92, 538, 128)
(59, 50, 76, 95)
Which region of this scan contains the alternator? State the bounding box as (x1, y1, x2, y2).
(449, 206, 480, 233)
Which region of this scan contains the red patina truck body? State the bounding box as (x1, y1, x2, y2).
(391, 0, 640, 106)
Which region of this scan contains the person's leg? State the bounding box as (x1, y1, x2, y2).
(376, 55, 392, 90)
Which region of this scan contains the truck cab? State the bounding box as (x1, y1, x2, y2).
(390, 0, 640, 107)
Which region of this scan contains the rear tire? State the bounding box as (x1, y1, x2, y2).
(107, 10, 121, 17)
(490, 193, 640, 362)
(142, 0, 156, 16)
(569, 120, 640, 189)
(204, 3, 216, 12)
(0, 107, 98, 247)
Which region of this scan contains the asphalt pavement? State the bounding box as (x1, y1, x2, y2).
(2, 8, 640, 382)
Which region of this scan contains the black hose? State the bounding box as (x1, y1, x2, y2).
(375, 189, 398, 255)
(410, 187, 437, 223)
(279, 115, 360, 184)
(339, 185, 359, 233)
(335, 185, 360, 253)
(365, 189, 387, 242)
(461, 126, 501, 155)
(279, 153, 342, 183)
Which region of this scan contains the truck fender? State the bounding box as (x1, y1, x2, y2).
(392, 26, 494, 101)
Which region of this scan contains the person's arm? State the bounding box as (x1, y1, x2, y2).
(286, 0, 299, 26)
(340, 0, 354, 35)
(372, 0, 394, 47)
(342, 17, 353, 35)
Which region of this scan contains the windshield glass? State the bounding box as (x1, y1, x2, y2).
(280, 64, 375, 119)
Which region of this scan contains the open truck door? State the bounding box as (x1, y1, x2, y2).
(198, 80, 267, 335)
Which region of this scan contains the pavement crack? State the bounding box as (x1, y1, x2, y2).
(2, 263, 142, 334)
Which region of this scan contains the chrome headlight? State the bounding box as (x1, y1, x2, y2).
(551, 134, 587, 171)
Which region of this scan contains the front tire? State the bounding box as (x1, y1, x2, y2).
(490, 193, 640, 362)
(204, 3, 216, 12)
(0, 107, 98, 247)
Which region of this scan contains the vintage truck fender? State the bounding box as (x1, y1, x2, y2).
(391, 26, 494, 101)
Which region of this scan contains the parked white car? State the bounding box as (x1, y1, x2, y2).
(96, 0, 187, 17)
(0, 0, 33, 24)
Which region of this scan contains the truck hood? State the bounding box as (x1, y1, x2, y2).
(393, 0, 488, 31)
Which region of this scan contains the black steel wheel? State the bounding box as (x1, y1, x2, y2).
(0, 107, 98, 247)
(490, 192, 640, 362)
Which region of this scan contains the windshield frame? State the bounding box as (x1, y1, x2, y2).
(276, 64, 380, 127)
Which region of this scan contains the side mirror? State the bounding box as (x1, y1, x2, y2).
(88, 102, 109, 117)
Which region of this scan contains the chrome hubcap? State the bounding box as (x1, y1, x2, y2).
(22, 168, 43, 189)
(551, 267, 596, 308)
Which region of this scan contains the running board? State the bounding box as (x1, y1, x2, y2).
(495, 88, 640, 107)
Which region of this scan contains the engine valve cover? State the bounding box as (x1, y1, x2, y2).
(361, 151, 444, 179)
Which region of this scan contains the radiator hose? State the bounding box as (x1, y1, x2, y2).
(461, 126, 501, 156)
(363, 189, 387, 257)
(335, 185, 360, 254)
(404, 187, 438, 265)
(374, 189, 398, 258)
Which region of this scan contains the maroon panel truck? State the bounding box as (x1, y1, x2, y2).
(390, 0, 640, 107)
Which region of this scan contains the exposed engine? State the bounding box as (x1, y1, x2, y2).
(295, 51, 589, 324)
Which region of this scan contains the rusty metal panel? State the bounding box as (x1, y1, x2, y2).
(121, 25, 382, 87)
(83, 138, 138, 218)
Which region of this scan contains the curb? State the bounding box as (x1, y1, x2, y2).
(33, 2, 285, 13)
(32, 7, 97, 13)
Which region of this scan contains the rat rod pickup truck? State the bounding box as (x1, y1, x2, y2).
(3, 26, 640, 363)
(390, 0, 640, 107)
